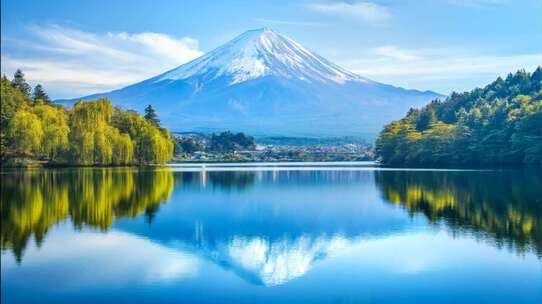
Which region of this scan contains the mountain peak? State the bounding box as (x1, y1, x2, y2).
(248, 27, 276, 34)
(64, 28, 442, 137)
(154, 28, 370, 85)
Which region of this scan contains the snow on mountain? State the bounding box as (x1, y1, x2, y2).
(224, 235, 350, 286)
(154, 28, 369, 85)
(59, 28, 443, 137)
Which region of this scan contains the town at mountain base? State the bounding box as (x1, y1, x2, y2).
(375, 67, 542, 165)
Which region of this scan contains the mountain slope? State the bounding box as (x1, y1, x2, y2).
(59, 28, 443, 137)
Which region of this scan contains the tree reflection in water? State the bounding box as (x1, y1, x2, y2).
(2, 167, 541, 266)
(1, 168, 174, 262)
(374, 169, 542, 257)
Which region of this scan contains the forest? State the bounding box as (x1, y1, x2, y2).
(1, 70, 174, 166)
(375, 67, 542, 165)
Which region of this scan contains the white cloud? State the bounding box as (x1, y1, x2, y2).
(340, 47, 542, 93)
(1, 25, 203, 98)
(307, 1, 391, 24)
(108, 31, 202, 63)
(1, 229, 200, 287)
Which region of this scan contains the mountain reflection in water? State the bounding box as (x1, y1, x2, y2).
(1, 167, 541, 288)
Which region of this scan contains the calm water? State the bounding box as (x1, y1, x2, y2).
(1, 164, 541, 303)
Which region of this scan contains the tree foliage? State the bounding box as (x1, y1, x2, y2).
(376, 67, 542, 165)
(1, 70, 174, 166)
(32, 102, 69, 160)
(174, 137, 205, 154)
(1, 75, 30, 154)
(11, 69, 31, 98)
(209, 131, 256, 152)
(8, 109, 43, 156)
(111, 108, 173, 164)
(32, 84, 51, 104)
(144, 105, 160, 127)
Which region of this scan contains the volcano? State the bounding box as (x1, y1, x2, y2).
(60, 28, 442, 137)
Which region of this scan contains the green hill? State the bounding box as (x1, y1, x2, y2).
(375, 67, 542, 165)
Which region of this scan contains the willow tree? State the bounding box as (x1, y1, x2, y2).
(32, 103, 70, 161)
(68, 99, 142, 165)
(108, 127, 134, 165)
(8, 109, 43, 156)
(111, 109, 173, 164)
(69, 99, 114, 165)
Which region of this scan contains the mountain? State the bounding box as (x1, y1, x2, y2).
(59, 28, 443, 137)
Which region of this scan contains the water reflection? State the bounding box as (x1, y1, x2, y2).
(375, 169, 542, 257)
(1, 168, 174, 262)
(1, 167, 541, 289)
(225, 235, 351, 286)
(173, 171, 257, 191)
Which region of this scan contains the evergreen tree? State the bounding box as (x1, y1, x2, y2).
(11, 69, 31, 98)
(376, 67, 542, 165)
(32, 84, 51, 104)
(416, 107, 437, 131)
(144, 105, 160, 127)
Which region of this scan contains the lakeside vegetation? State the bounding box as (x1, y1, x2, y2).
(174, 131, 256, 155)
(1, 70, 174, 167)
(1, 168, 173, 262)
(375, 67, 542, 165)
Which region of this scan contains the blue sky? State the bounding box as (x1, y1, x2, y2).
(1, 0, 541, 98)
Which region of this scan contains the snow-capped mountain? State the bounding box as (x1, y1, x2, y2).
(155, 27, 370, 85)
(60, 28, 443, 136)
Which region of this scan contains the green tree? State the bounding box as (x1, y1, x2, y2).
(1, 76, 174, 166)
(144, 105, 160, 127)
(32, 103, 70, 161)
(375, 67, 542, 165)
(174, 137, 205, 154)
(32, 84, 51, 104)
(416, 107, 437, 131)
(11, 70, 31, 98)
(69, 99, 114, 165)
(8, 109, 43, 156)
(110, 130, 134, 165)
(112, 108, 173, 164)
(209, 131, 256, 152)
(1, 76, 30, 155)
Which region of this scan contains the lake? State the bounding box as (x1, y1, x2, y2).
(1, 163, 541, 303)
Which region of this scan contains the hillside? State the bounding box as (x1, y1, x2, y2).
(375, 67, 542, 165)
